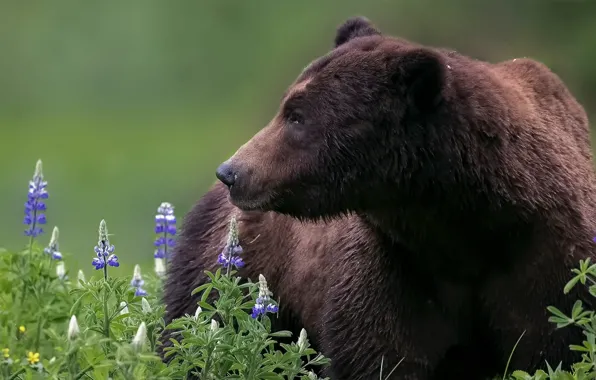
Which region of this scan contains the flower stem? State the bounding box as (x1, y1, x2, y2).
(8, 368, 25, 380)
(34, 314, 44, 352)
(18, 235, 35, 307)
(103, 284, 110, 339)
(74, 365, 94, 380)
(163, 229, 168, 272)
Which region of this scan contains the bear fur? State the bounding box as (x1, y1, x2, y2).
(163, 16, 596, 380)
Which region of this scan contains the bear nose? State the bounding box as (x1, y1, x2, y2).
(215, 161, 236, 187)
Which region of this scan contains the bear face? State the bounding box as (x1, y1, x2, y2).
(215, 17, 449, 222)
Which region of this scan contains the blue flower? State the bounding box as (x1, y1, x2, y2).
(24, 160, 48, 238)
(92, 257, 104, 270)
(251, 274, 278, 319)
(43, 226, 62, 260)
(154, 202, 177, 261)
(92, 220, 119, 275)
(218, 216, 244, 270)
(130, 264, 147, 296)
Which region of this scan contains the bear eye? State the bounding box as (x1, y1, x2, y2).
(287, 111, 304, 125)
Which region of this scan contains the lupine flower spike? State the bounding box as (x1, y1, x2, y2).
(154, 202, 176, 265)
(24, 159, 48, 238)
(251, 274, 279, 319)
(43, 226, 62, 260)
(218, 216, 244, 271)
(91, 220, 119, 277)
(131, 264, 147, 296)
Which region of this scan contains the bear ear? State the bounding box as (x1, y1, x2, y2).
(395, 48, 447, 113)
(334, 16, 381, 48)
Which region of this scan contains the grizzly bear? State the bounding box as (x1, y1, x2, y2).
(164, 16, 596, 380)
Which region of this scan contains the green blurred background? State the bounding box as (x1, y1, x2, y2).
(2, 1, 595, 278)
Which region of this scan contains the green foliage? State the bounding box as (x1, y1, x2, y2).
(0, 233, 328, 379)
(503, 259, 596, 380)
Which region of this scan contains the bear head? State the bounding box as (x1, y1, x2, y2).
(215, 16, 451, 221)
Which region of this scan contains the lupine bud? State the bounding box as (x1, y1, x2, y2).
(131, 322, 147, 352)
(218, 215, 244, 269)
(67, 315, 79, 341)
(297, 328, 308, 352)
(119, 301, 129, 315)
(251, 274, 279, 318)
(43, 226, 62, 260)
(141, 298, 152, 314)
(194, 306, 202, 320)
(131, 264, 147, 296)
(210, 319, 218, 331)
(56, 262, 66, 280)
(154, 258, 166, 278)
(77, 270, 86, 287)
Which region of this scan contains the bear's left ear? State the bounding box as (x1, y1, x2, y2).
(394, 48, 447, 113)
(334, 16, 381, 48)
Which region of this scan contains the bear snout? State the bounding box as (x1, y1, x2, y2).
(215, 161, 237, 188)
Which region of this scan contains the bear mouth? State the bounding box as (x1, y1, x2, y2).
(227, 187, 275, 212)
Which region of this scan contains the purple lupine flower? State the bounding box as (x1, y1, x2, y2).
(251, 274, 278, 319)
(154, 202, 177, 270)
(92, 220, 119, 277)
(43, 226, 63, 260)
(218, 216, 244, 270)
(24, 160, 48, 238)
(131, 264, 147, 296)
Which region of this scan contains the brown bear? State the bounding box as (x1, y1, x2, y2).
(164, 16, 596, 380)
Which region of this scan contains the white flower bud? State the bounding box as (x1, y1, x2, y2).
(193, 306, 202, 320)
(141, 297, 152, 314)
(34, 159, 43, 179)
(131, 322, 147, 352)
(49, 226, 59, 248)
(55, 262, 66, 279)
(67, 315, 79, 341)
(77, 270, 86, 287)
(297, 328, 308, 352)
(210, 319, 218, 331)
(154, 258, 166, 277)
(119, 301, 129, 315)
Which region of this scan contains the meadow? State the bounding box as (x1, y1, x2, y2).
(1, 158, 596, 379)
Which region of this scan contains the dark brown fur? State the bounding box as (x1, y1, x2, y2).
(164, 17, 596, 379)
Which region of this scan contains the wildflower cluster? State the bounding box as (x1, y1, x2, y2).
(91, 219, 119, 272)
(3, 159, 339, 379)
(23, 159, 48, 238)
(218, 215, 244, 270)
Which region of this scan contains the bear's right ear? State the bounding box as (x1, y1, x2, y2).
(334, 16, 381, 48)
(389, 48, 448, 114)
